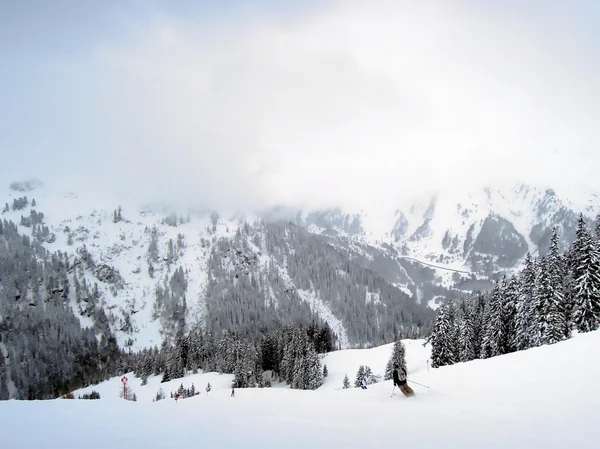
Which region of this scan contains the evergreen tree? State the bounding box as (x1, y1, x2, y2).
(502, 276, 519, 354)
(431, 303, 457, 367)
(304, 348, 323, 390)
(174, 329, 189, 377)
(469, 292, 486, 357)
(482, 282, 505, 357)
(342, 374, 350, 389)
(571, 216, 600, 333)
(479, 293, 493, 358)
(363, 365, 379, 385)
(354, 365, 365, 387)
(457, 296, 477, 362)
(535, 229, 567, 345)
(384, 339, 407, 380)
(515, 253, 536, 350)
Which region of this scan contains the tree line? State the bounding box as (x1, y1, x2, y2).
(128, 320, 336, 391)
(431, 214, 600, 367)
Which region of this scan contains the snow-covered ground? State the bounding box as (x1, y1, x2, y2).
(2, 331, 599, 448)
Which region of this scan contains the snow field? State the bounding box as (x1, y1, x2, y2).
(2, 331, 599, 448)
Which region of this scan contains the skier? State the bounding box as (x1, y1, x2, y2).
(361, 378, 367, 390)
(393, 364, 414, 397)
(206, 383, 211, 395)
(231, 387, 235, 397)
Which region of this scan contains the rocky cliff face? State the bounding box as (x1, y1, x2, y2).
(300, 182, 599, 289)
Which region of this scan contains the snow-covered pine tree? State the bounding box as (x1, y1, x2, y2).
(481, 281, 506, 357)
(279, 329, 300, 385)
(342, 374, 350, 389)
(173, 329, 188, 378)
(364, 365, 374, 384)
(260, 335, 279, 373)
(571, 215, 600, 333)
(559, 247, 575, 339)
(469, 292, 486, 357)
(537, 228, 567, 345)
(479, 292, 493, 358)
(354, 365, 365, 387)
(289, 328, 307, 387)
(291, 354, 307, 390)
(232, 367, 248, 389)
(457, 296, 477, 362)
(502, 275, 519, 354)
(161, 345, 175, 383)
(139, 350, 153, 383)
(304, 347, 323, 390)
(514, 253, 537, 350)
(533, 256, 549, 342)
(187, 328, 204, 374)
(384, 339, 407, 380)
(363, 365, 380, 385)
(431, 302, 457, 367)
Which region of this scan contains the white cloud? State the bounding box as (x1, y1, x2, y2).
(12, 0, 600, 213)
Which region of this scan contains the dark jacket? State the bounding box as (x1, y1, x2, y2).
(393, 368, 407, 386)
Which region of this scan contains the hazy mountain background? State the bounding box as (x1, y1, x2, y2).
(1, 0, 599, 400)
(2, 179, 597, 353)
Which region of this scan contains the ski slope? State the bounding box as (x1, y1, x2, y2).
(2, 331, 599, 448)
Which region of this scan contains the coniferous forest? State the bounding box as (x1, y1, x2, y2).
(430, 215, 600, 368)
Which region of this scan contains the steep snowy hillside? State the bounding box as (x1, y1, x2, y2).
(2, 182, 244, 350)
(3, 331, 599, 448)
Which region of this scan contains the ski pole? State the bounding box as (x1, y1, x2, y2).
(408, 380, 430, 389)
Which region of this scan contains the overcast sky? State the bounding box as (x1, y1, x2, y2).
(1, 0, 599, 213)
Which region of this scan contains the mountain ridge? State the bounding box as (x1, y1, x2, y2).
(1, 179, 598, 352)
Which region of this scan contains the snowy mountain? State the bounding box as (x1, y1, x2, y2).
(300, 181, 599, 277)
(1, 179, 597, 357)
(0, 180, 433, 361)
(3, 330, 599, 448)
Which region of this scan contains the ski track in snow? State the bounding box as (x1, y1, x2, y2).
(3, 331, 599, 448)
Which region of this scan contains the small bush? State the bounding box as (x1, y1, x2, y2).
(79, 390, 101, 400)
